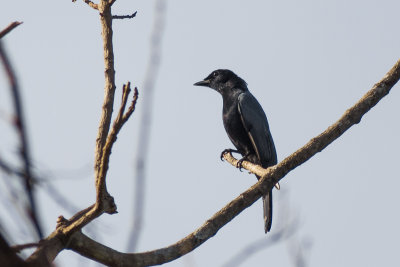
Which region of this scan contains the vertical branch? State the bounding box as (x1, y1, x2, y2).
(94, 0, 116, 207)
(0, 41, 43, 239)
(127, 0, 167, 252)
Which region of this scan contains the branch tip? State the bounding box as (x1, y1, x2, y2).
(112, 11, 137, 20)
(0, 21, 23, 39)
(74, 0, 98, 10)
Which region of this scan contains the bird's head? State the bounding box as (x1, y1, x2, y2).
(194, 69, 247, 93)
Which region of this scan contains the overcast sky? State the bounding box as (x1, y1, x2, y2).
(1, 1, 400, 266)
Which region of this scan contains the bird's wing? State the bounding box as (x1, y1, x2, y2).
(238, 92, 277, 167)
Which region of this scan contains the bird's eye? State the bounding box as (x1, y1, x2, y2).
(212, 71, 218, 77)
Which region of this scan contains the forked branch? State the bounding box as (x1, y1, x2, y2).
(26, 0, 139, 261)
(0, 28, 43, 239)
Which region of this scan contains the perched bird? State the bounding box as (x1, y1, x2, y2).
(194, 69, 277, 233)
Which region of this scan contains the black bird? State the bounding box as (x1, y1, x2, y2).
(194, 69, 277, 233)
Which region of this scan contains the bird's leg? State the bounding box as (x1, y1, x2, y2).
(236, 152, 251, 171)
(220, 148, 240, 161)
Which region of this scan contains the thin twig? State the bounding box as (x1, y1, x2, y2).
(0, 155, 23, 177)
(114, 83, 139, 127)
(122, 86, 139, 123)
(0, 42, 43, 239)
(0, 21, 23, 39)
(26, 83, 139, 264)
(95, 83, 139, 215)
(95, 84, 138, 213)
(72, 0, 98, 10)
(112, 11, 137, 20)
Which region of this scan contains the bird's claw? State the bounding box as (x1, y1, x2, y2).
(274, 182, 281, 190)
(220, 149, 232, 161)
(236, 158, 245, 171)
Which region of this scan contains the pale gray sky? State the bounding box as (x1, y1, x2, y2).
(1, 1, 400, 266)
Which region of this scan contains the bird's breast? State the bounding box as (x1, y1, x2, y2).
(222, 103, 254, 155)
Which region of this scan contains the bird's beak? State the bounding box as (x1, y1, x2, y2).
(193, 79, 210, 87)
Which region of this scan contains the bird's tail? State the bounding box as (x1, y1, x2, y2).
(262, 190, 273, 233)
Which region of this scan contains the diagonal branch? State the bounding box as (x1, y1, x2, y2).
(223, 59, 400, 183)
(72, 0, 98, 10)
(0, 40, 43, 239)
(0, 155, 24, 177)
(66, 59, 400, 266)
(25, 83, 138, 266)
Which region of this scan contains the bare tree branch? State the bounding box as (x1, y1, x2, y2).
(92, 0, 118, 214)
(0, 21, 23, 39)
(96, 83, 138, 212)
(26, 230, 65, 267)
(26, 82, 139, 263)
(72, 0, 98, 10)
(18, 0, 399, 265)
(112, 11, 137, 20)
(65, 59, 400, 266)
(105, 83, 139, 150)
(26, 2, 139, 264)
(0, 40, 42, 239)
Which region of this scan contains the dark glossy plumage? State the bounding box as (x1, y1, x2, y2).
(194, 69, 277, 233)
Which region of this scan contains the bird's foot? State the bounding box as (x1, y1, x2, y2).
(220, 149, 239, 161)
(236, 153, 250, 171)
(236, 158, 245, 171)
